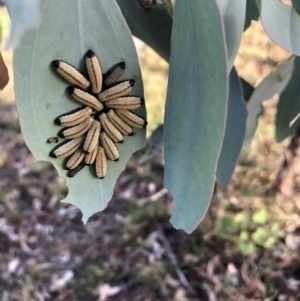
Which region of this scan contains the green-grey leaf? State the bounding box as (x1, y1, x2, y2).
(216, 68, 247, 187)
(139, 124, 163, 164)
(5, 0, 40, 49)
(216, 0, 246, 72)
(164, 0, 227, 233)
(261, 0, 300, 56)
(116, 0, 172, 61)
(243, 57, 294, 150)
(276, 56, 300, 141)
(292, 0, 300, 16)
(13, 0, 146, 223)
(244, 0, 260, 31)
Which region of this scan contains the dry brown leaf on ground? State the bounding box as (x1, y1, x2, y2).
(0, 51, 9, 90)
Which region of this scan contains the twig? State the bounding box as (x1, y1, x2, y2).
(156, 224, 195, 295)
(195, 267, 247, 301)
(139, 188, 168, 205)
(290, 111, 300, 127)
(240, 260, 265, 299)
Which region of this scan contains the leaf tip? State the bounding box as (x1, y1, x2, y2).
(81, 212, 90, 225)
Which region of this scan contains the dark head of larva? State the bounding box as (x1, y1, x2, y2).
(67, 86, 75, 94)
(119, 62, 126, 70)
(129, 79, 135, 87)
(67, 163, 85, 177)
(97, 108, 110, 116)
(52, 60, 60, 69)
(58, 128, 66, 138)
(86, 49, 95, 58)
(49, 150, 58, 158)
(54, 116, 62, 125)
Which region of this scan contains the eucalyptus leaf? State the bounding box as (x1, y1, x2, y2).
(216, 68, 247, 187)
(240, 77, 254, 102)
(216, 0, 246, 72)
(244, 0, 260, 31)
(116, 0, 172, 62)
(261, 0, 300, 56)
(161, 0, 174, 15)
(4, 0, 40, 49)
(164, 0, 227, 233)
(14, 0, 146, 223)
(139, 124, 163, 164)
(276, 56, 300, 141)
(255, 0, 261, 12)
(243, 57, 294, 150)
(292, 0, 300, 16)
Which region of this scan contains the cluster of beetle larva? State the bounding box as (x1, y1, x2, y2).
(49, 50, 147, 178)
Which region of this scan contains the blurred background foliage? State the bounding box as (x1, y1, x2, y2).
(0, 4, 300, 301)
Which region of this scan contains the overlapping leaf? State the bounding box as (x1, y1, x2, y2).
(216, 0, 246, 72)
(139, 124, 163, 164)
(164, 0, 228, 233)
(244, 0, 260, 31)
(261, 0, 300, 56)
(216, 68, 247, 187)
(240, 77, 254, 102)
(14, 0, 146, 223)
(243, 57, 294, 150)
(276, 56, 300, 141)
(255, 0, 261, 12)
(292, 0, 300, 16)
(4, 0, 40, 49)
(116, 0, 172, 61)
